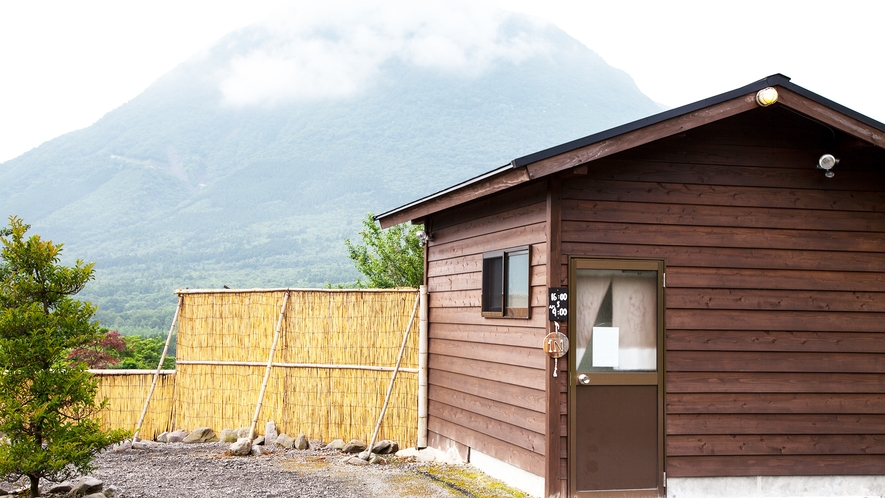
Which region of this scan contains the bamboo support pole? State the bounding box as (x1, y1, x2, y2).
(249, 291, 289, 440)
(368, 292, 420, 454)
(417, 285, 428, 448)
(133, 295, 182, 441)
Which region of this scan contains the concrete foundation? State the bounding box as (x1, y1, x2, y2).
(668, 476, 885, 497)
(468, 449, 544, 498)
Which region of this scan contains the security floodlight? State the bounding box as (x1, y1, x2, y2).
(818, 154, 839, 178)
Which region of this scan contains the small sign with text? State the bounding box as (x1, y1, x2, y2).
(548, 287, 568, 322)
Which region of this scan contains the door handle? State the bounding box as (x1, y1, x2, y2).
(578, 373, 590, 385)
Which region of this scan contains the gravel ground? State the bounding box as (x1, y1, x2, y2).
(88, 442, 526, 498)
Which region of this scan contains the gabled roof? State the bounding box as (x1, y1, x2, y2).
(376, 74, 885, 228)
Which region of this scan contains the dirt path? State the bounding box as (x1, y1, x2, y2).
(90, 443, 529, 498)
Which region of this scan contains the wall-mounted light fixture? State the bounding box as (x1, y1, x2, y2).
(416, 229, 432, 246)
(756, 87, 779, 107)
(817, 154, 839, 178)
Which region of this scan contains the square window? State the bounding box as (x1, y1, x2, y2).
(482, 246, 530, 318)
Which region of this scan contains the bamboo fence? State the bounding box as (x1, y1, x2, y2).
(96, 289, 420, 446)
(93, 370, 176, 440)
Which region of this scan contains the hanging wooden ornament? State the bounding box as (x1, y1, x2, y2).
(543, 322, 569, 378)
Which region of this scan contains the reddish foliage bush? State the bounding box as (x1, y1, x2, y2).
(69, 330, 126, 369)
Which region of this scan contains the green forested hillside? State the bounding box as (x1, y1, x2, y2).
(0, 14, 662, 335)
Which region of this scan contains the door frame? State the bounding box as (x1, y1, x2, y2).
(567, 257, 666, 497)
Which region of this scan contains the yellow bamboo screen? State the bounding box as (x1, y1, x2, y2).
(173, 289, 419, 446)
(93, 370, 175, 440)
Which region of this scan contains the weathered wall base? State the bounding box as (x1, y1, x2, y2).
(427, 431, 469, 461)
(668, 476, 885, 498)
(469, 449, 544, 498)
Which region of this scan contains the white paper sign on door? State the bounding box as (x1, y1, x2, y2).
(592, 326, 619, 368)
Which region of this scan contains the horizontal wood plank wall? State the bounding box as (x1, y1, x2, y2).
(558, 107, 885, 478)
(426, 181, 548, 477)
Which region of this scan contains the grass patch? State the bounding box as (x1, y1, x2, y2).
(415, 463, 532, 498)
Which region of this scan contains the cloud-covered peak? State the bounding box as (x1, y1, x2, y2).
(219, 0, 552, 107)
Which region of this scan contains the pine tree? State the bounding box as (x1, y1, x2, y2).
(0, 217, 127, 496)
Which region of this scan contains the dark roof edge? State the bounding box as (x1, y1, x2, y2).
(377, 75, 788, 223)
(780, 77, 885, 132)
(373, 162, 513, 222)
(377, 73, 885, 224)
(512, 73, 885, 168)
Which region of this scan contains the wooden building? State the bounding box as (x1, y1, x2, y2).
(376, 74, 885, 498)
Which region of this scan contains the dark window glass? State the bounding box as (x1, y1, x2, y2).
(482, 256, 503, 314)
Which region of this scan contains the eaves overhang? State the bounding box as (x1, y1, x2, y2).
(376, 73, 885, 228)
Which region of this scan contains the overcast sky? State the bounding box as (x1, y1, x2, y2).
(1, 0, 882, 163)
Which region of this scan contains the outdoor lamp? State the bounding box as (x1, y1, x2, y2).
(756, 87, 779, 107)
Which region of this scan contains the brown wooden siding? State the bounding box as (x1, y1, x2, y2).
(557, 106, 885, 479)
(425, 181, 549, 477)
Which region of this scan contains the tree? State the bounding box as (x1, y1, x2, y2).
(343, 213, 424, 288)
(69, 330, 176, 371)
(68, 329, 126, 369)
(117, 334, 175, 370)
(0, 217, 128, 496)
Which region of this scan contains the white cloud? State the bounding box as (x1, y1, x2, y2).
(218, 0, 552, 107)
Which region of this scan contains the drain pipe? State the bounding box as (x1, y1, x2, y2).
(417, 284, 429, 448)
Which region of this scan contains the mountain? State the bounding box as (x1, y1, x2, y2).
(0, 6, 663, 335)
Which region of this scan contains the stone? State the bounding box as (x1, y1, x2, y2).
(294, 434, 309, 450)
(265, 421, 278, 446)
(70, 477, 103, 497)
(324, 439, 345, 451)
(251, 445, 267, 456)
(230, 438, 252, 456)
(104, 485, 119, 498)
(344, 455, 369, 466)
(359, 453, 382, 464)
(48, 481, 73, 494)
(219, 428, 238, 443)
(166, 429, 189, 443)
(184, 427, 219, 443)
(81, 494, 106, 498)
(111, 440, 132, 452)
(275, 433, 295, 448)
(371, 440, 399, 454)
(155, 432, 168, 443)
(254, 435, 265, 446)
(236, 427, 251, 439)
(342, 439, 367, 453)
(132, 440, 158, 450)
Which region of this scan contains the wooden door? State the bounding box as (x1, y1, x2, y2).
(569, 259, 665, 497)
